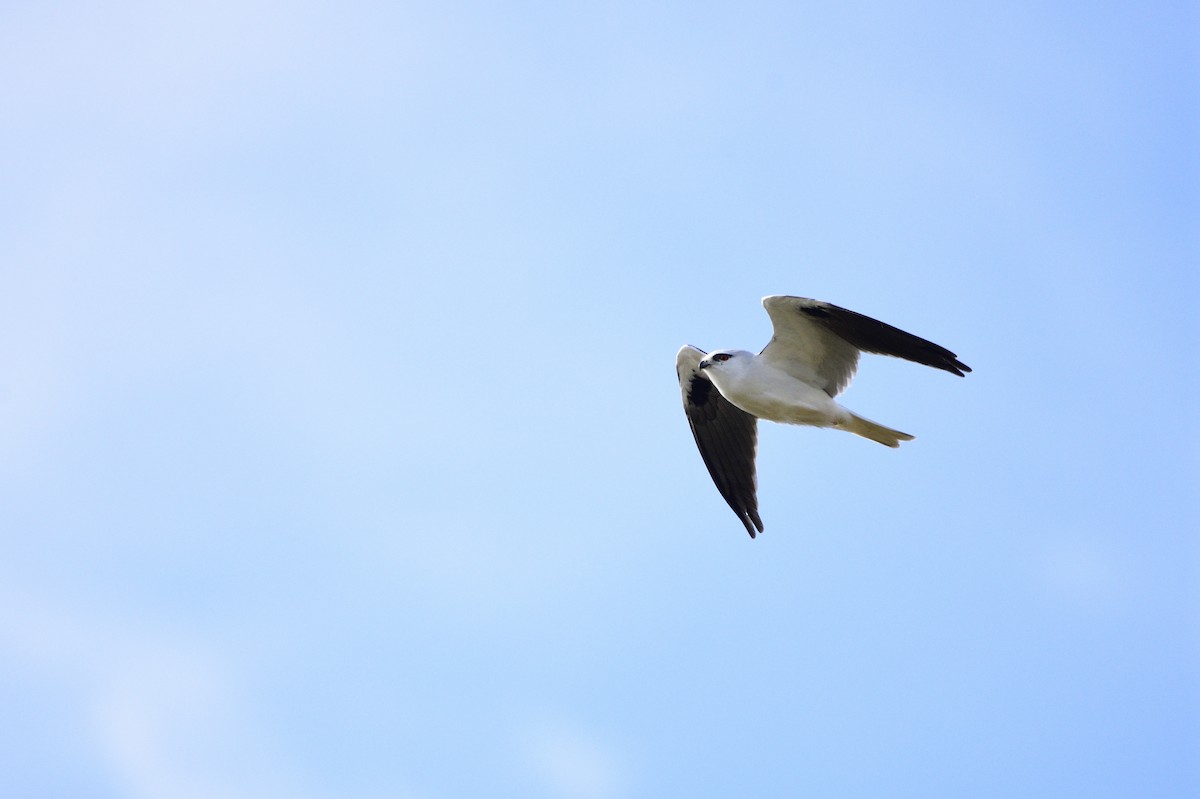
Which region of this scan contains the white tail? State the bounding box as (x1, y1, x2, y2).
(844, 413, 915, 448)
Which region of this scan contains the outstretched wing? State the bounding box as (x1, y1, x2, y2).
(759, 296, 971, 397)
(676, 345, 763, 538)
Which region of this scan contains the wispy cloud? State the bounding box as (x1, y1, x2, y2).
(1031, 530, 1132, 611)
(0, 584, 424, 799)
(516, 716, 625, 799)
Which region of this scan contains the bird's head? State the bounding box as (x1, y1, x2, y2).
(698, 350, 753, 374)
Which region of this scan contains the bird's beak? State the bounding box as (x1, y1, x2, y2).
(698, 360, 710, 370)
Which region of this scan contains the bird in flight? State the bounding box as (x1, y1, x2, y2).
(676, 296, 970, 538)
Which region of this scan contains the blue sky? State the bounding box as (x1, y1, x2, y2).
(1, 1, 1196, 797)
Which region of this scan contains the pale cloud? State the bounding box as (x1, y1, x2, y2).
(1031, 530, 1132, 611)
(0, 584, 424, 799)
(517, 717, 625, 799)
(0, 0, 316, 130)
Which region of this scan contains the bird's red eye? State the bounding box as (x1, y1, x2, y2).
(713, 353, 731, 362)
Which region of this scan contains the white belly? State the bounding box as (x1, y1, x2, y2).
(711, 364, 849, 428)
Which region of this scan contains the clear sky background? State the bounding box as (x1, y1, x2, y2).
(2, 2, 1197, 797)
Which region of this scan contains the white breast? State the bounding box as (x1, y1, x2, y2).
(708, 358, 848, 428)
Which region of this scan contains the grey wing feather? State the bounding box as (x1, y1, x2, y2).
(676, 345, 763, 538)
(760, 296, 971, 396)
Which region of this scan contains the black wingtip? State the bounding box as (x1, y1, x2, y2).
(741, 512, 764, 539)
(799, 302, 972, 379)
(906, 346, 970, 378)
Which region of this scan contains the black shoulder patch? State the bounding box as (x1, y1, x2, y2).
(686, 374, 713, 406)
